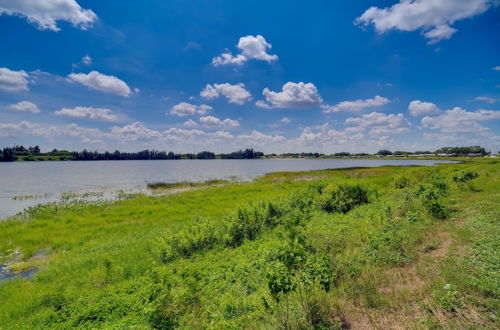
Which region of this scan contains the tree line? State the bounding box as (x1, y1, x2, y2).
(0, 145, 493, 162)
(0, 146, 264, 162)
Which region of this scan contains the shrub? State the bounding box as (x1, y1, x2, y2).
(415, 184, 448, 219)
(315, 183, 370, 213)
(452, 169, 479, 190)
(152, 218, 221, 263)
(393, 175, 410, 189)
(405, 211, 422, 223)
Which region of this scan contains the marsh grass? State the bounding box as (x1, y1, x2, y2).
(11, 193, 51, 200)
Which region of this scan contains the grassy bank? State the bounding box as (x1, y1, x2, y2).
(0, 160, 498, 328)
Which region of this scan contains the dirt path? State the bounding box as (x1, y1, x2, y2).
(344, 226, 455, 329)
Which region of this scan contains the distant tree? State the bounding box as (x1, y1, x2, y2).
(377, 149, 392, 156)
(435, 146, 488, 156)
(197, 151, 216, 159)
(1, 148, 17, 161)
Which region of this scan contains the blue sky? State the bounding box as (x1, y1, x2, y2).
(0, 0, 499, 153)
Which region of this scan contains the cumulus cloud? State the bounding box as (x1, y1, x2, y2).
(280, 117, 291, 124)
(9, 101, 40, 113)
(67, 71, 131, 97)
(345, 112, 411, 135)
(0, 67, 29, 91)
(182, 119, 198, 128)
(0, 120, 105, 142)
(212, 35, 278, 66)
(54, 106, 118, 122)
(0, 0, 97, 31)
(163, 127, 233, 143)
(408, 100, 441, 116)
(421, 107, 500, 134)
(200, 83, 251, 105)
(355, 0, 497, 44)
(169, 102, 212, 117)
(474, 96, 498, 104)
(163, 127, 206, 141)
(236, 130, 286, 146)
(199, 115, 239, 129)
(322, 95, 389, 113)
(110, 122, 162, 141)
(257, 82, 323, 109)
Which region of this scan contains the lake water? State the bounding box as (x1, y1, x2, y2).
(0, 159, 456, 219)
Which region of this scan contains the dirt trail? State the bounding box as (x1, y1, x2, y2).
(345, 228, 454, 329)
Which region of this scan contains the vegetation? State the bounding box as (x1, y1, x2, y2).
(0, 146, 264, 162)
(1, 145, 494, 162)
(436, 146, 489, 156)
(452, 169, 480, 190)
(0, 160, 498, 329)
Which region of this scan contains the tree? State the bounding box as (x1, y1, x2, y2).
(1, 148, 17, 161)
(377, 149, 392, 156)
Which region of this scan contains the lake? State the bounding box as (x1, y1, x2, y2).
(0, 159, 456, 219)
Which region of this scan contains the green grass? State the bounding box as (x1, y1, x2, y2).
(0, 160, 498, 328)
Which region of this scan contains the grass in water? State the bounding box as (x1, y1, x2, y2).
(0, 160, 497, 329)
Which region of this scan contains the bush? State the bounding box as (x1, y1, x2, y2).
(405, 211, 422, 223)
(393, 175, 410, 189)
(153, 192, 313, 263)
(452, 169, 479, 190)
(415, 184, 448, 219)
(152, 219, 221, 263)
(315, 183, 370, 213)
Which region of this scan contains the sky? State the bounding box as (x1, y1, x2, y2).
(0, 0, 499, 154)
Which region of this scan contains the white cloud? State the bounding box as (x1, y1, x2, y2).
(0, 120, 106, 142)
(81, 55, 92, 65)
(67, 71, 131, 97)
(236, 130, 286, 146)
(54, 106, 118, 122)
(356, 0, 497, 44)
(423, 24, 457, 44)
(421, 107, 500, 133)
(110, 122, 161, 141)
(200, 83, 251, 105)
(212, 35, 278, 66)
(0, 67, 29, 92)
(0, 0, 97, 31)
(212, 53, 247, 66)
(474, 96, 498, 104)
(182, 119, 198, 128)
(163, 127, 206, 141)
(257, 82, 323, 109)
(0, 121, 38, 137)
(163, 127, 234, 143)
(199, 115, 239, 129)
(345, 112, 411, 135)
(408, 100, 441, 116)
(169, 102, 212, 117)
(211, 130, 233, 139)
(322, 95, 389, 113)
(9, 101, 40, 113)
(0, 120, 167, 144)
(493, 66, 500, 71)
(280, 117, 291, 124)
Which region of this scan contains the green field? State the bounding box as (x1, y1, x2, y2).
(0, 160, 498, 329)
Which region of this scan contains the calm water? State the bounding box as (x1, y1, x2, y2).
(0, 159, 455, 219)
